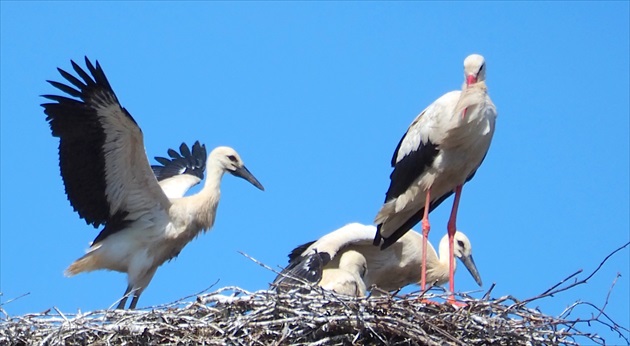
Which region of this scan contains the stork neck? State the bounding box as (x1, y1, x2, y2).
(201, 161, 226, 195)
(185, 159, 225, 231)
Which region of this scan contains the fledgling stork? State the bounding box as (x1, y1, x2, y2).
(374, 54, 496, 296)
(41, 57, 265, 309)
(274, 223, 482, 297)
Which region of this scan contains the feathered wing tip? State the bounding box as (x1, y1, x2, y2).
(151, 141, 208, 181)
(273, 251, 331, 290)
(41, 57, 133, 229)
(376, 187, 455, 250)
(44, 57, 124, 118)
(286, 240, 316, 263)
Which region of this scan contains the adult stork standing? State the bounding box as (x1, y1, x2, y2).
(274, 223, 482, 297)
(374, 54, 496, 295)
(42, 57, 264, 309)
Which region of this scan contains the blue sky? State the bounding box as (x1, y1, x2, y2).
(1, 1, 628, 343)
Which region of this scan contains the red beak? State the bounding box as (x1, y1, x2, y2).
(466, 74, 477, 86)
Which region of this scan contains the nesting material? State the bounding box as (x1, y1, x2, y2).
(3, 243, 628, 345)
(1, 284, 625, 346)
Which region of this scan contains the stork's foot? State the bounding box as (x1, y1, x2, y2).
(415, 298, 441, 305)
(446, 296, 467, 307)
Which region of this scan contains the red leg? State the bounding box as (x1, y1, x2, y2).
(447, 185, 463, 302)
(420, 189, 431, 290)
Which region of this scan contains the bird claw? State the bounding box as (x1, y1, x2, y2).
(416, 297, 440, 305)
(446, 296, 467, 308)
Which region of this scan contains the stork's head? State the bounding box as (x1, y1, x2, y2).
(440, 231, 483, 286)
(463, 54, 486, 87)
(338, 249, 368, 279)
(210, 146, 265, 191)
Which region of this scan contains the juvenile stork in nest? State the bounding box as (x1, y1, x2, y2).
(374, 54, 496, 296)
(42, 57, 265, 309)
(274, 223, 482, 297)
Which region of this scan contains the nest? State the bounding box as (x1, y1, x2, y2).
(2, 285, 628, 346)
(2, 244, 628, 346)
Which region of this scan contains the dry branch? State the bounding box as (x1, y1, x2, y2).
(1, 242, 628, 346)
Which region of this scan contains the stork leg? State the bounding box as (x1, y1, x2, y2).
(116, 284, 133, 310)
(129, 294, 141, 310)
(446, 185, 463, 302)
(420, 189, 432, 290)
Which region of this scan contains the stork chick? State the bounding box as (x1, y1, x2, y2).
(275, 223, 481, 297)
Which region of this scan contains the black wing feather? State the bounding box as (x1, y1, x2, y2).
(384, 137, 439, 203)
(47, 81, 83, 98)
(273, 251, 331, 290)
(167, 148, 181, 159)
(287, 240, 316, 263)
(179, 143, 191, 157)
(42, 57, 128, 229)
(151, 141, 207, 181)
(379, 169, 478, 250)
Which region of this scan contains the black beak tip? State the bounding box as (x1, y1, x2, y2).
(233, 165, 264, 191)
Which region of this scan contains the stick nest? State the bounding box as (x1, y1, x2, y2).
(3, 243, 629, 345)
(1, 284, 627, 346)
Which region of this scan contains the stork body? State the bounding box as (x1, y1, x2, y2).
(275, 223, 481, 297)
(374, 54, 495, 295)
(318, 249, 368, 297)
(42, 58, 264, 309)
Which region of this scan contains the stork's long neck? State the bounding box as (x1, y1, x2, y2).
(456, 80, 488, 120)
(190, 158, 225, 231)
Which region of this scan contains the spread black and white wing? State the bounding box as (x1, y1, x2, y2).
(42, 57, 170, 244)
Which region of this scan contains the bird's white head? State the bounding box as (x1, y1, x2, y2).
(451, 231, 473, 259)
(338, 249, 368, 279)
(209, 146, 265, 191)
(463, 54, 486, 87)
(439, 231, 483, 286)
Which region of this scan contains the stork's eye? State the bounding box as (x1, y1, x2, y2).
(227, 155, 237, 162)
(457, 240, 465, 248)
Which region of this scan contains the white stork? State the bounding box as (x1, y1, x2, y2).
(274, 223, 481, 297)
(374, 54, 496, 295)
(42, 57, 265, 309)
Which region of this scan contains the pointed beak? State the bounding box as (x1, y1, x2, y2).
(232, 165, 265, 191)
(459, 254, 483, 286)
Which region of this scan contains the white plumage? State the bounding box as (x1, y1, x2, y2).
(319, 249, 368, 297)
(42, 57, 264, 309)
(275, 223, 481, 297)
(374, 54, 496, 295)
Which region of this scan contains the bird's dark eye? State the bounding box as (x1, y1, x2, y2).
(457, 240, 465, 248)
(227, 155, 237, 162)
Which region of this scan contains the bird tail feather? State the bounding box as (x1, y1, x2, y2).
(65, 253, 100, 277)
